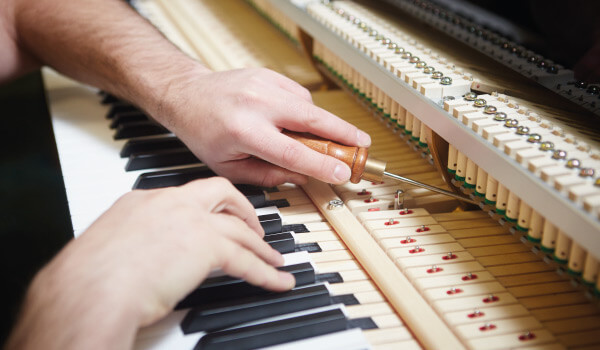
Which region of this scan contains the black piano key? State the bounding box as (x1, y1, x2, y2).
(106, 102, 139, 119)
(263, 198, 290, 208)
(176, 262, 315, 309)
(194, 309, 348, 350)
(125, 148, 200, 171)
(133, 166, 216, 189)
(181, 284, 331, 334)
(120, 136, 185, 158)
(315, 272, 343, 284)
(347, 317, 378, 330)
(234, 184, 266, 208)
(258, 213, 282, 235)
(282, 224, 309, 233)
(264, 232, 295, 254)
(113, 120, 169, 139)
(295, 242, 322, 253)
(109, 111, 149, 129)
(330, 294, 360, 306)
(101, 93, 121, 105)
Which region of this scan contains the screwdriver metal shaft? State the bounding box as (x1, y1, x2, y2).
(383, 171, 477, 205)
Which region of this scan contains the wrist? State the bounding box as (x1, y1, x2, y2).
(128, 56, 212, 131)
(7, 248, 142, 350)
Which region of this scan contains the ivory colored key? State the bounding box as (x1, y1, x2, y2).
(434, 292, 519, 313)
(396, 251, 475, 270)
(389, 242, 465, 259)
(379, 233, 455, 251)
(443, 304, 530, 326)
(404, 261, 486, 280)
(455, 316, 542, 340)
(364, 216, 439, 231)
(466, 329, 556, 350)
(414, 271, 496, 291)
(371, 225, 447, 241)
(423, 281, 506, 302)
(363, 327, 414, 345)
(346, 302, 396, 319)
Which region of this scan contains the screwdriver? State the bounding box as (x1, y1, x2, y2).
(285, 131, 477, 205)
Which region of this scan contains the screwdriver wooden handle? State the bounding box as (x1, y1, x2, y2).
(283, 130, 369, 183)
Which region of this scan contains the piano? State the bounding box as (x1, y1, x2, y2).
(3, 0, 600, 348)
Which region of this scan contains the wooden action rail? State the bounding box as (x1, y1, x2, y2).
(303, 177, 466, 350)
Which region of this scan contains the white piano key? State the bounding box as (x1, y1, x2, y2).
(259, 328, 371, 350)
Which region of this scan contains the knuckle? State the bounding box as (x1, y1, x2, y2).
(204, 177, 235, 194)
(258, 169, 286, 188)
(281, 143, 302, 167)
(300, 105, 321, 128)
(235, 88, 260, 106)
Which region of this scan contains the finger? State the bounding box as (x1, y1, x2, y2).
(267, 89, 371, 147)
(217, 239, 296, 292)
(183, 177, 264, 235)
(259, 68, 313, 103)
(217, 158, 308, 187)
(247, 129, 352, 184)
(214, 213, 285, 267)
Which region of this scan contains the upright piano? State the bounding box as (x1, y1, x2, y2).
(6, 0, 600, 349)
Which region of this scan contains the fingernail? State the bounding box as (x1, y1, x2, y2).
(357, 130, 371, 147)
(278, 271, 296, 289)
(333, 164, 351, 183)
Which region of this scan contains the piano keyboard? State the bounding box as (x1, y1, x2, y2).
(45, 0, 600, 349)
(44, 68, 423, 349)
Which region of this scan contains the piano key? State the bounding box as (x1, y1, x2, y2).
(175, 262, 316, 309)
(105, 102, 139, 119)
(456, 315, 542, 340)
(194, 308, 348, 350)
(180, 284, 332, 333)
(295, 242, 323, 253)
(259, 328, 370, 350)
(100, 93, 121, 105)
(466, 329, 556, 349)
(133, 165, 215, 189)
(110, 111, 149, 129)
(443, 304, 530, 326)
(120, 136, 185, 157)
(113, 120, 170, 139)
(125, 147, 200, 171)
(259, 213, 283, 235)
(414, 271, 496, 291)
(264, 232, 296, 254)
(434, 292, 519, 313)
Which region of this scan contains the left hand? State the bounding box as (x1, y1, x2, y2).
(152, 66, 371, 187)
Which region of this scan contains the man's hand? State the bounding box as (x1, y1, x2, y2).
(6, 178, 294, 350)
(152, 67, 371, 187)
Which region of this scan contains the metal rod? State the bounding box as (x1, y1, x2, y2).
(383, 171, 478, 205)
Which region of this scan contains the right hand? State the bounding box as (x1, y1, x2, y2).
(38, 177, 295, 327)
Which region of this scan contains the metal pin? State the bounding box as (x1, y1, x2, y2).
(395, 189, 405, 209)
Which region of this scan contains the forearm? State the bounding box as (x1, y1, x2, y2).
(10, 0, 208, 118)
(5, 248, 140, 350)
